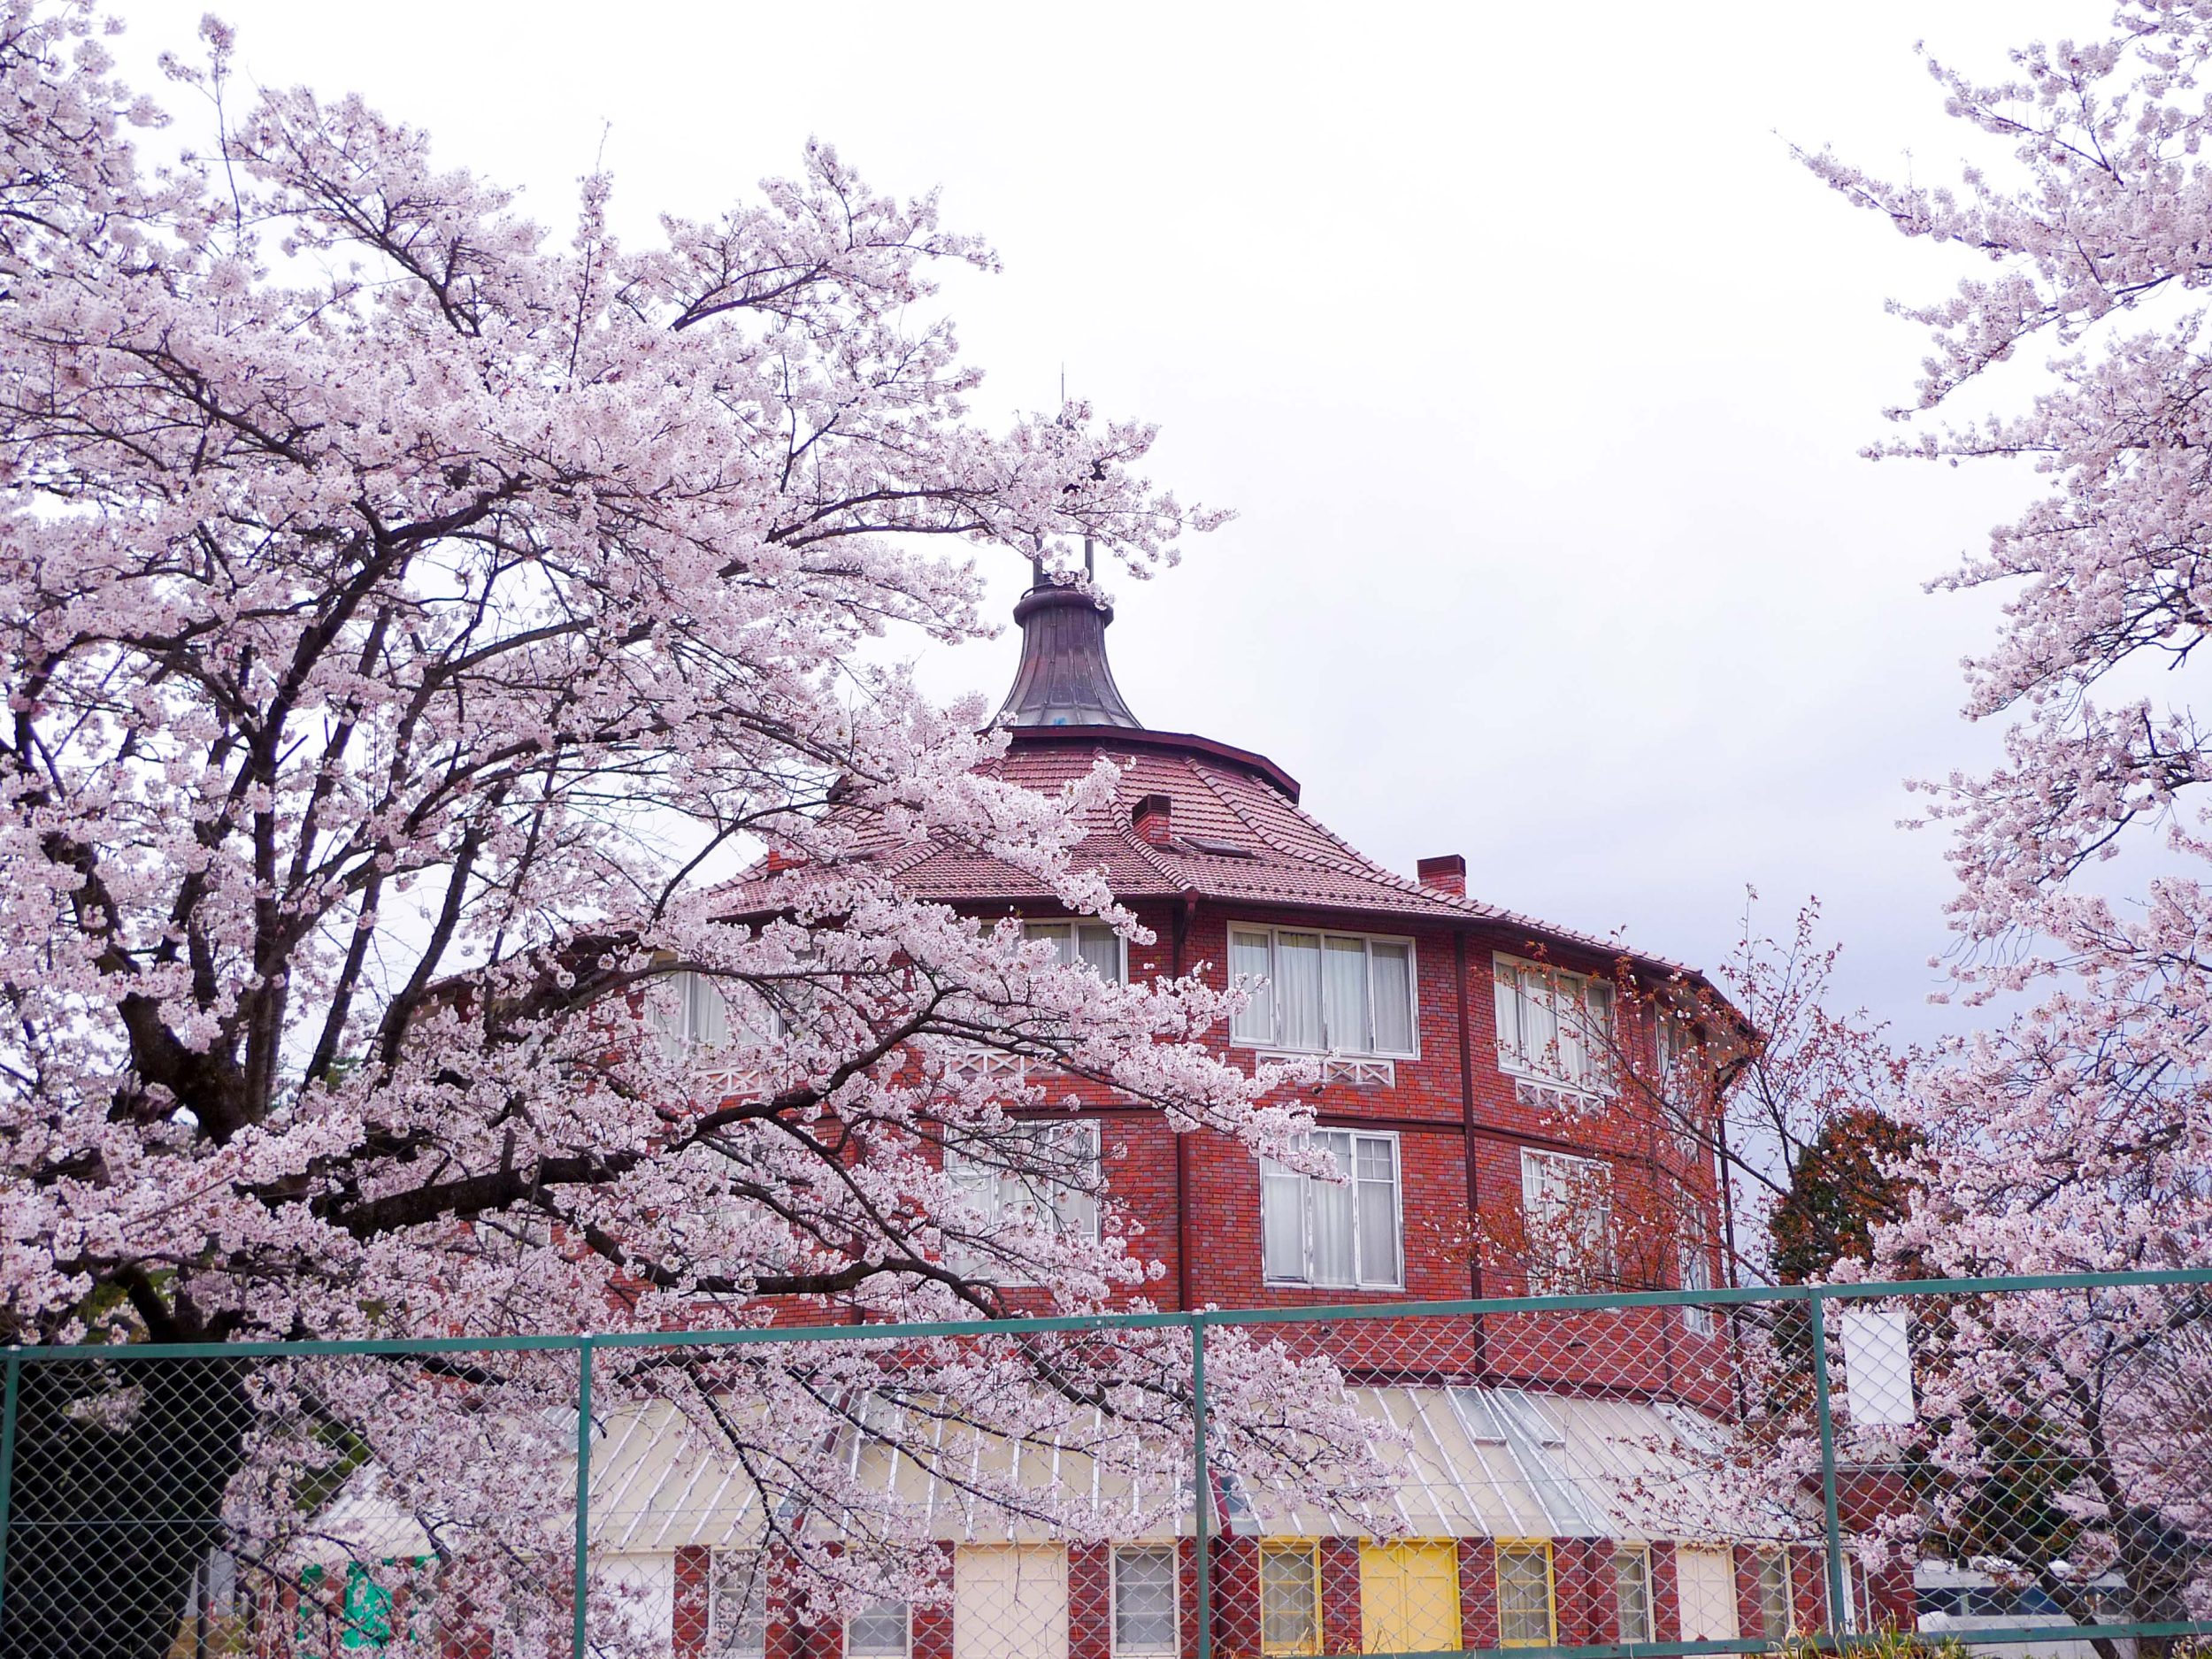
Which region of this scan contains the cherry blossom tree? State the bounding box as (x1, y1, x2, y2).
(0, 8, 1372, 1655)
(1451, 896, 1907, 1295)
(1801, 5, 2212, 1638)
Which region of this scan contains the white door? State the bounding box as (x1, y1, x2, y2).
(1677, 1548, 1739, 1650)
(954, 1545, 1070, 1659)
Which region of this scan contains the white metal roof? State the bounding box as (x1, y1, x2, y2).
(299, 1384, 1806, 1565)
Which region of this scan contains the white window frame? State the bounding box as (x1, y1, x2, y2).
(1518, 1148, 1615, 1295)
(1614, 1542, 1655, 1646)
(1755, 1548, 1795, 1641)
(1655, 1012, 1708, 1163)
(1227, 924, 1419, 1059)
(1678, 1239, 1716, 1336)
(1492, 955, 1616, 1095)
(943, 1120, 1103, 1283)
(846, 1601, 910, 1659)
(1110, 1544, 1181, 1659)
(1655, 1010, 1697, 1082)
(709, 1549, 769, 1659)
(1260, 1129, 1404, 1291)
(1838, 1551, 1874, 1635)
(655, 971, 786, 1056)
(1024, 919, 1128, 983)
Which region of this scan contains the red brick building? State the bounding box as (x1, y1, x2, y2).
(579, 577, 1855, 1659)
(309, 576, 1885, 1659)
(891, 568, 1734, 1332)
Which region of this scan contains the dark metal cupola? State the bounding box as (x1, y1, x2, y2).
(994, 548, 1143, 729)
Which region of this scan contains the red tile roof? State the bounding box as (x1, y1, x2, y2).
(718, 726, 1700, 981)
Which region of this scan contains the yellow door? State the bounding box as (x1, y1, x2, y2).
(1360, 1540, 1462, 1654)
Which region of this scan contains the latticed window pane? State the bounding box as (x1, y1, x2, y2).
(710, 1551, 768, 1658)
(1757, 1550, 1793, 1640)
(942, 1121, 1103, 1282)
(1520, 1149, 1614, 1294)
(1496, 1543, 1554, 1647)
(1113, 1546, 1178, 1655)
(1260, 1542, 1320, 1655)
(1614, 1546, 1653, 1646)
(848, 1601, 909, 1659)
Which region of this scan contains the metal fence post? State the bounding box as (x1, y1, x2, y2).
(573, 1339, 595, 1659)
(0, 1353, 18, 1634)
(1192, 1319, 1210, 1659)
(1807, 1294, 1852, 1640)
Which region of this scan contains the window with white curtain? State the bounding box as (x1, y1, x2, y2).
(1678, 1238, 1716, 1335)
(1260, 1130, 1402, 1289)
(943, 1121, 1102, 1281)
(1495, 1541, 1556, 1648)
(1024, 920, 1125, 982)
(1519, 1148, 1615, 1294)
(1492, 956, 1615, 1093)
(1655, 1010, 1697, 1081)
(1228, 926, 1416, 1056)
(655, 972, 783, 1058)
(1112, 1546, 1179, 1657)
(1656, 1011, 1707, 1160)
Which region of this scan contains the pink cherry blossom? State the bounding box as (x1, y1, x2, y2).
(0, 8, 1355, 1651)
(1804, 7, 2212, 1631)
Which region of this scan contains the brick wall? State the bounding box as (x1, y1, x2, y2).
(1015, 903, 1735, 1402)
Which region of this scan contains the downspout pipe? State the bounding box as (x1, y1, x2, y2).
(1455, 928, 1489, 1378)
(1173, 889, 1200, 1312)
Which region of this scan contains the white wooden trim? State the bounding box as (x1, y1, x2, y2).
(1256, 1052, 1396, 1088)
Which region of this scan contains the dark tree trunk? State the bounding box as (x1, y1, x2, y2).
(0, 1356, 255, 1659)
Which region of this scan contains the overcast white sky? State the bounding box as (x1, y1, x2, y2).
(108, 0, 2098, 1046)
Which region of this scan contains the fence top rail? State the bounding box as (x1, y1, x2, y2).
(4, 1265, 2207, 1364)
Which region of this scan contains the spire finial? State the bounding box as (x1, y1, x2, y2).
(995, 550, 1141, 730)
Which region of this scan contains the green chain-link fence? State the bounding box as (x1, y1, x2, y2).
(2, 1271, 2207, 1659)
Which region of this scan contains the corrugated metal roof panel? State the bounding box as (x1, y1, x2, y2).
(300, 1386, 1800, 1563)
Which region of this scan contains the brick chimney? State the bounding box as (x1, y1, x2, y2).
(1416, 853, 1466, 897)
(1132, 793, 1174, 847)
